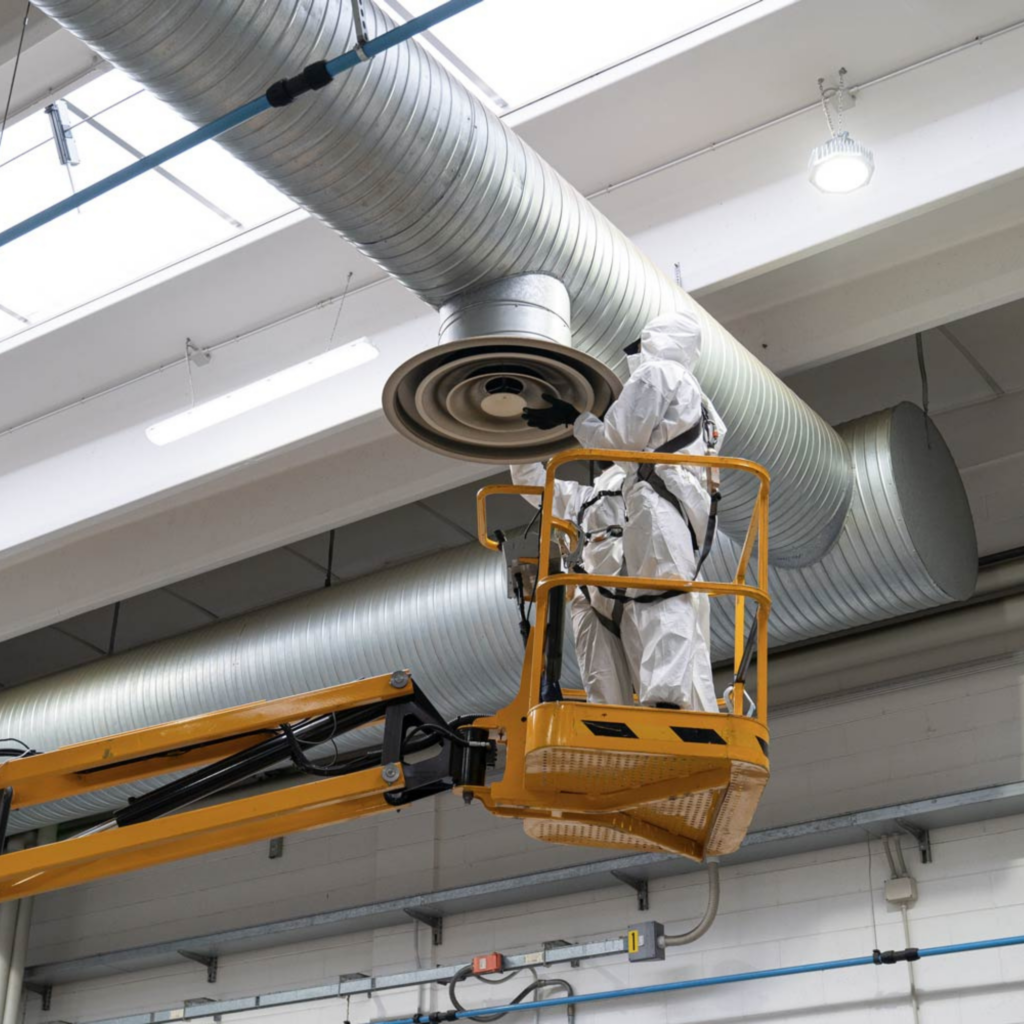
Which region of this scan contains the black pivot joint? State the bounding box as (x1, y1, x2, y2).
(873, 947, 920, 965)
(266, 60, 334, 108)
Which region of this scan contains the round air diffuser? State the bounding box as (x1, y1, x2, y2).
(383, 337, 621, 463)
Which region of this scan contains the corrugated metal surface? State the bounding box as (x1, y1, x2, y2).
(4, 543, 574, 829)
(33, 0, 851, 565)
(707, 404, 978, 649)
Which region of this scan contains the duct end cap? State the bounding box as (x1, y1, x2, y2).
(889, 402, 978, 601)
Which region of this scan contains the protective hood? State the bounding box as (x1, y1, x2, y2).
(627, 311, 702, 374)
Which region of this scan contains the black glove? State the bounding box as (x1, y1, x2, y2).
(521, 393, 579, 430)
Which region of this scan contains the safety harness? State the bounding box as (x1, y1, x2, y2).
(586, 401, 722, 613)
(571, 486, 627, 637)
(635, 402, 720, 578)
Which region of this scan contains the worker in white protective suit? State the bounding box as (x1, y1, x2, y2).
(509, 460, 634, 705)
(520, 311, 726, 711)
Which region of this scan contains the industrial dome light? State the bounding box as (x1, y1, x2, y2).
(810, 67, 873, 194)
(808, 131, 874, 193)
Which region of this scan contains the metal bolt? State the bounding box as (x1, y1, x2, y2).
(390, 670, 410, 689)
(382, 763, 401, 784)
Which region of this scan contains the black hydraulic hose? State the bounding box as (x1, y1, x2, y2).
(734, 619, 759, 684)
(0, 786, 12, 852)
(283, 722, 365, 776)
(116, 701, 390, 827)
(449, 966, 576, 1023)
(541, 582, 566, 701)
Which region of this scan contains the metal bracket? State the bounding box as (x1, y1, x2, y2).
(24, 981, 52, 1011)
(350, 0, 372, 60)
(186, 338, 212, 366)
(178, 950, 218, 983)
(404, 908, 443, 946)
(895, 819, 932, 864)
(543, 939, 581, 968)
(611, 869, 649, 912)
(268, 836, 285, 859)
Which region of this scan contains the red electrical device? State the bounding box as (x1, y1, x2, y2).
(472, 953, 504, 975)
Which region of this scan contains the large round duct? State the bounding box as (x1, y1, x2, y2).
(707, 403, 978, 648)
(31, 0, 855, 568)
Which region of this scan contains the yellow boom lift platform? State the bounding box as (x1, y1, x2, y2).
(0, 450, 769, 901)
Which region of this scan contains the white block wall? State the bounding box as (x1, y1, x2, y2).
(18, 654, 1024, 1023)
(22, 815, 1024, 1024)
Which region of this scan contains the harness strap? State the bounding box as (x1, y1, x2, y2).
(635, 470, 699, 553)
(576, 488, 622, 524)
(694, 490, 719, 578)
(577, 578, 625, 638)
(573, 401, 722, 611)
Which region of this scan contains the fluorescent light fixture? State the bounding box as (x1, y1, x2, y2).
(808, 131, 874, 194)
(146, 337, 378, 445)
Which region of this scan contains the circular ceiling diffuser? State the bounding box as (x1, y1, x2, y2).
(383, 337, 622, 463)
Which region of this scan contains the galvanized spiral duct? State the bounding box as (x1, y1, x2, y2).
(32, 0, 851, 565)
(706, 404, 978, 650)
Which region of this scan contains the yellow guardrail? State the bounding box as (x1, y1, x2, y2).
(478, 448, 770, 723)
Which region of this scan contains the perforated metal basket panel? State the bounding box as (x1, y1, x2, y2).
(521, 757, 767, 858)
(706, 761, 769, 856)
(634, 789, 722, 834)
(523, 818, 664, 853)
(525, 747, 710, 792)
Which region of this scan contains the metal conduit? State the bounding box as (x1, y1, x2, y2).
(32, 0, 851, 566)
(391, 934, 1024, 1023)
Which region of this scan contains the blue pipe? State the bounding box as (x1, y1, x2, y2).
(391, 933, 1024, 1023)
(0, 0, 484, 251)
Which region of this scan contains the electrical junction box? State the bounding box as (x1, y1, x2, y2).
(500, 535, 542, 600)
(472, 952, 504, 974)
(884, 876, 918, 906)
(627, 921, 665, 962)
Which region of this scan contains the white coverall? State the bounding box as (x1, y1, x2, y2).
(510, 462, 634, 705)
(573, 312, 727, 712)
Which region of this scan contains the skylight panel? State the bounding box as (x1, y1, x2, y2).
(0, 69, 297, 347)
(387, 0, 755, 110)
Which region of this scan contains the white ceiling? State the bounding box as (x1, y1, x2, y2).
(0, 1, 57, 65)
(515, 0, 1024, 200)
